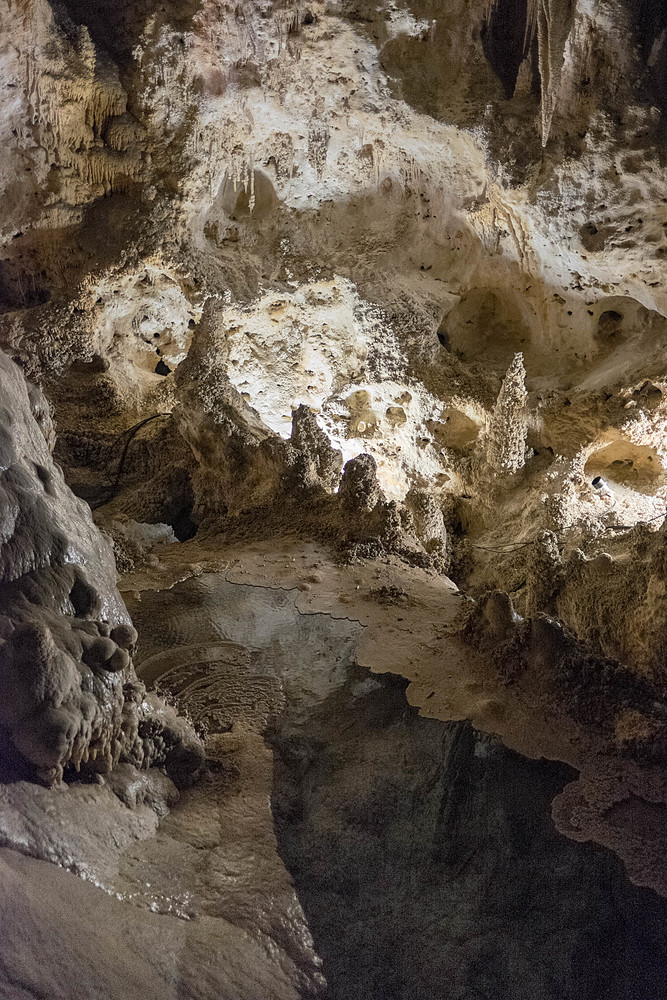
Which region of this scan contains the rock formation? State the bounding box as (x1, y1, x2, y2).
(1, 0, 667, 995)
(0, 349, 203, 786)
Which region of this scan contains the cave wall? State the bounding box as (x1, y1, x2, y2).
(1, 0, 667, 995)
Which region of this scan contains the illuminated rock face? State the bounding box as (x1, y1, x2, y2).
(1, 0, 667, 995)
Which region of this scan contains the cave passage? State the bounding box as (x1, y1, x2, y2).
(129, 573, 667, 1000)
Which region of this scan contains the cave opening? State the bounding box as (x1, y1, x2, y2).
(440, 289, 531, 369)
(480, 0, 530, 99)
(0, 260, 51, 314)
(597, 310, 625, 340)
(168, 503, 199, 541)
(219, 170, 279, 220)
(585, 439, 665, 505)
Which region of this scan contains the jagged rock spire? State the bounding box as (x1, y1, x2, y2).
(486, 352, 528, 474)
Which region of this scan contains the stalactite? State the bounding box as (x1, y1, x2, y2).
(525, 0, 576, 145)
(483, 0, 576, 144)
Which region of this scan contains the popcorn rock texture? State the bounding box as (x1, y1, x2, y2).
(2, 0, 667, 995)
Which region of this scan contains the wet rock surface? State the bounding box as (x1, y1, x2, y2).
(130, 572, 667, 1000)
(2, 0, 667, 993)
(0, 358, 320, 1000)
(273, 688, 667, 1000)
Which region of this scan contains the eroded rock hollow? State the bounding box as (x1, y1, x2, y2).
(1, 0, 667, 995)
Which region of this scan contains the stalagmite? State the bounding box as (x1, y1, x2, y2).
(485, 352, 529, 474)
(0, 0, 667, 996)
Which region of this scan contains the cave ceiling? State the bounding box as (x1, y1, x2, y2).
(1, 0, 667, 996)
